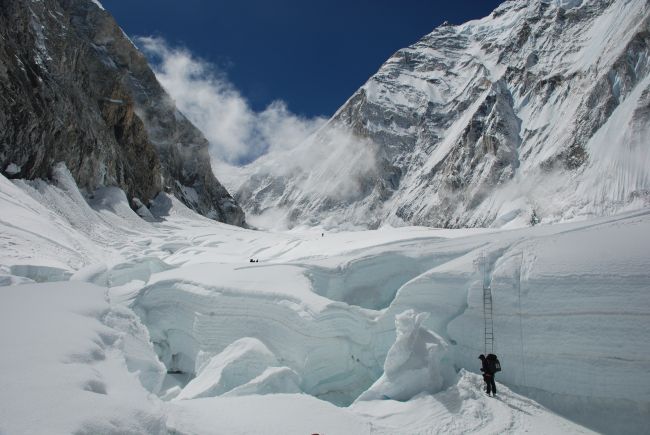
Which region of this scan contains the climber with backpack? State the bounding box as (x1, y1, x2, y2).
(478, 353, 501, 396)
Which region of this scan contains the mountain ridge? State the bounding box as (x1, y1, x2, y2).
(233, 0, 650, 229)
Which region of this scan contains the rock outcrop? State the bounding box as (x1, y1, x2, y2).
(0, 0, 245, 226)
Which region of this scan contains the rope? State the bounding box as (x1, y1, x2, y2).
(517, 251, 527, 385)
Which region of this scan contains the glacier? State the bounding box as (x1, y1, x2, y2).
(0, 168, 648, 434)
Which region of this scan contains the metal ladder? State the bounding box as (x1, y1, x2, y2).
(483, 284, 494, 355)
(482, 254, 494, 355)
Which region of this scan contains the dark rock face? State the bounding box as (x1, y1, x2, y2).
(0, 0, 245, 226)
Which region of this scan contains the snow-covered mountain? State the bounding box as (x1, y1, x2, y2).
(0, 0, 245, 225)
(234, 0, 650, 229)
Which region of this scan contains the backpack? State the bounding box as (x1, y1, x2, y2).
(486, 353, 501, 373)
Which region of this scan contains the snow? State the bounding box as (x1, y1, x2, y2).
(175, 337, 296, 400)
(571, 0, 647, 73)
(543, 0, 584, 9)
(4, 163, 21, 175)
(0, 282, 166, 435)
(89, 0, 105, 10)
(166, 393, 370, 435)
(165, 371, 595, 435)
(0, 170, 648, 434)
(224, 366, 302, 397)
(3, 0, 649, 432)
(356, 310, 454, 402)
(224, 0, 650, 231)
(103, 98, 124, 104)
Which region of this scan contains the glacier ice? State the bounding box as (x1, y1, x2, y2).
(176, 337, 287, 400)
(223, 366, 301, 397)
(356, 310, 454, 402)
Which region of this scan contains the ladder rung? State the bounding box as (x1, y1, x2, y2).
(482, 254, 495, 355)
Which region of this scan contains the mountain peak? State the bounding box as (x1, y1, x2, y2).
(232, 0, 650, 230)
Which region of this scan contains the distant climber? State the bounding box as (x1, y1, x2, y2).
(479, 354, 501, 396)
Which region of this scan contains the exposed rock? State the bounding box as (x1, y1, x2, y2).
(0, 0, 245, 226)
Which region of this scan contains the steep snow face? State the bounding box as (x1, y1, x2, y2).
(234, 0, 650, 229)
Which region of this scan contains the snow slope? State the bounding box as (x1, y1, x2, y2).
(0, 171, 648, 434)
(0, 282, 166, 435)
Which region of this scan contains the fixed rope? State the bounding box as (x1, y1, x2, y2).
(517, 251, 527, 385)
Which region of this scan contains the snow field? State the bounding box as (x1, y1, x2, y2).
(165, 371, 595, 435)
(0, 283, 166, 435)
(0, 170, 648, 433)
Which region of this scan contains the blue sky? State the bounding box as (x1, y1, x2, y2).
(101, 0, 505, 119)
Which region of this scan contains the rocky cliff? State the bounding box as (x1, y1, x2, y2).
(0, 0, 245, 226)
(235, 0, 650, 229)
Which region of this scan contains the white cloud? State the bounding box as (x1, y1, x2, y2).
(137, 36, 326, 165)
(137, 37, 383, 230)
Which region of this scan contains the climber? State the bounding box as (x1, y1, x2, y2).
(479, 354, 498, 396)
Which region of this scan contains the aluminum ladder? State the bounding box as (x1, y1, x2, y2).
(482, 254, 494, 355)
